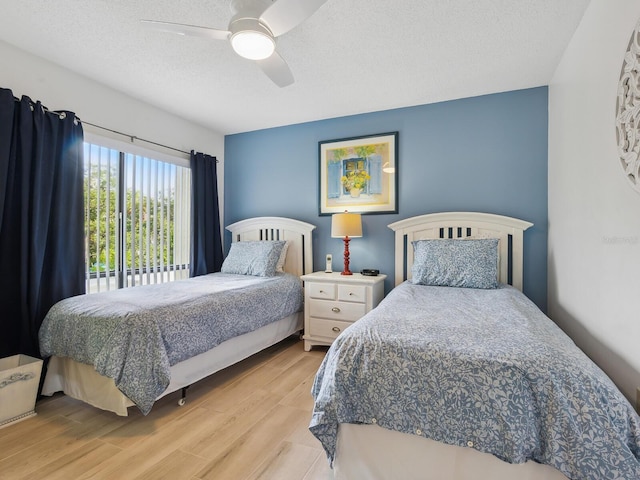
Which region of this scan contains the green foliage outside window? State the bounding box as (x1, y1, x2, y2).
(84, 153, 181, 277)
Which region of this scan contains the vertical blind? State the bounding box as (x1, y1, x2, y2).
(84, 142, 191, 293)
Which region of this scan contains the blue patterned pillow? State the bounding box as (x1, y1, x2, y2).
(221, 240, 286, 277)
(410, 238, 499, 289)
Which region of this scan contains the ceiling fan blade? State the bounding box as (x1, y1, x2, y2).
(256, 51, 294, 87)
(259, 0, 328, 37)
(140, 20, 230, 41)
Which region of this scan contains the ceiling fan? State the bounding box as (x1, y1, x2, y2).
(141, 0, 328, 87)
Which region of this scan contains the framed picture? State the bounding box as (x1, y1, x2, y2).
(319, 132, 398, 215)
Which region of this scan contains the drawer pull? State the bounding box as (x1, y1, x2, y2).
(319, 290, 324, 293)
(331, 307, 341, 313)
(332, 326, 341, 332)
(349, 292, 354, 296)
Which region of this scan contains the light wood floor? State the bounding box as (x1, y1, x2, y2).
(0, 336, 334, 480)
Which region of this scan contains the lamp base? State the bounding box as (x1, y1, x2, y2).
(341, 237, 353, 275)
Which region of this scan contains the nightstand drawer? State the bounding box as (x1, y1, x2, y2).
(308, 282, 336, 300)
(338, 284, 366, 303)
(308, 318, 353, 340)
(309, 300, 366, 321)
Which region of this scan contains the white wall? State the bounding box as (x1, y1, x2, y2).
(0, 39, 225, 221)
(548, 0, 640, 404)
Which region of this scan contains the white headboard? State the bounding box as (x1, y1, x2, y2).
(388, 212, 533, 290)
(226, 217, 316, 277)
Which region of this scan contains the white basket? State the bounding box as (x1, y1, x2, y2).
(0, 354, 43, 428)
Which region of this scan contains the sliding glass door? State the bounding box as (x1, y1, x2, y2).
(84, 142, 191, 293)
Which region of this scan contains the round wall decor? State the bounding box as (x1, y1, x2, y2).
(616, 17, 640, 194)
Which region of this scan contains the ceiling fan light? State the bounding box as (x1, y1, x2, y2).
(231, 30, 275, 60)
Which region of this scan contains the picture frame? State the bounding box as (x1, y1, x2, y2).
(319, 132, 398, 215)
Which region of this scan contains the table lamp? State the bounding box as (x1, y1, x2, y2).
(331, 211, 362, 275)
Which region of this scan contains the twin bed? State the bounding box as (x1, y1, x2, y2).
(38, 212, 640, 479)
(39, 216, 315, 416)
(310, 212, 640, 480)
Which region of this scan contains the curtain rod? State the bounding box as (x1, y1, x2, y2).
(80, 120, 192, 156)
(16, 96, 218, 162)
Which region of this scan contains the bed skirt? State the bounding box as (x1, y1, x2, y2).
(333, 423, 569, 480)
(42, 312, 303, 415)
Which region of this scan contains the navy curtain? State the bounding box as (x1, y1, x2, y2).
(0, 88, 85, 359)
(190, 151, 223, 276)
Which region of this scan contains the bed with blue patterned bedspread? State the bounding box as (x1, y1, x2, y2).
(310, 282, 640, 480)
(40, 272, 303, 415)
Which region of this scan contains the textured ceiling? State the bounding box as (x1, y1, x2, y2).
(0, 0, 590, 135)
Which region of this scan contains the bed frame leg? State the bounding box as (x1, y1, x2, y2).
(178, 386, 189, 406)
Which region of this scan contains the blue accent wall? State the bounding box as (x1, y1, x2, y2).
(225, 87, 548, 310)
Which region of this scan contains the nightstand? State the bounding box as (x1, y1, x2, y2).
(300, 271, 386, 351)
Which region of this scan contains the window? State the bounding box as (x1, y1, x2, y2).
(84, 141, 191, 293)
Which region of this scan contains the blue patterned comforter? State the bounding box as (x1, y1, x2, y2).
(310, 282, 640, 480)
(40, 272, 303, 414)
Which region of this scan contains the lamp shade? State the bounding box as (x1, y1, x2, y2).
(331, 212, 362, 238)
